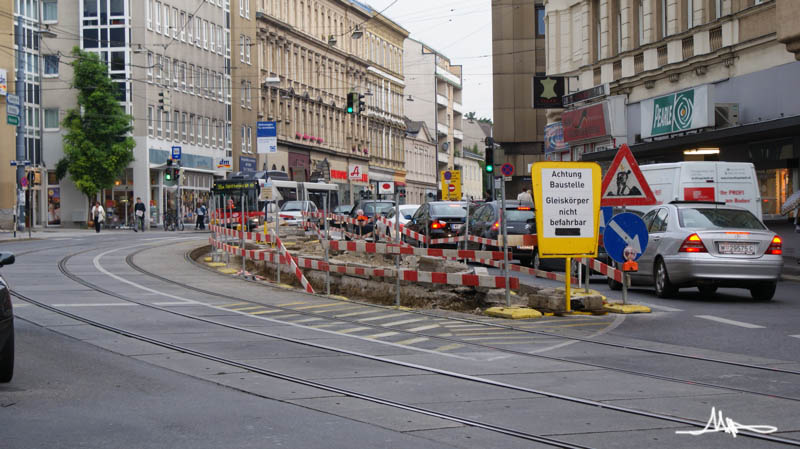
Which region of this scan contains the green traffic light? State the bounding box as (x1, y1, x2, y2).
(486, 164, 494, 173)
(165, 172, 172, 181)
(347, 106, 353, 113)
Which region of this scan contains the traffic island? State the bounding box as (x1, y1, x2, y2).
(603, 303, 652, 314)
(526, 286, 606, 314)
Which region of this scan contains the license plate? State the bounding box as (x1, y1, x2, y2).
(451, 224, 462, 231)
(717, 242, 756, 255)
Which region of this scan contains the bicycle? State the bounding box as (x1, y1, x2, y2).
(163, 213, 185, 231)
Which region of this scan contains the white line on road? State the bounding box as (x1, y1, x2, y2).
(51, 303, 137, 307)
(695, 315, 765, 329)
(789, 335, 800, 339)
(636, 302, 683, 312)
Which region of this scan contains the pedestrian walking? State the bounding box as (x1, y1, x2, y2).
(91, 201, 105, 233)
(134, 197, 146, 232)
(195, 203, 207, 230)
(517, 188, 533, 203)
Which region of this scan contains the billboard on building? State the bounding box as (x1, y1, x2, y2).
(544, 122, 569, 154)
(640, 85, 715, 139)
(562, 103, 608, 142)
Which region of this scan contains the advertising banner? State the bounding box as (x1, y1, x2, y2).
(257, 121, 277, 154)
(562, 103, 608, 142)
(640, 85, 714, 139)
(544, 122, 569, 154)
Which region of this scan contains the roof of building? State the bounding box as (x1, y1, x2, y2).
(403, 117, 434, 143)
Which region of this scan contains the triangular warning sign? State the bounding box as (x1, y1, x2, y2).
(601, 144, 657, 206)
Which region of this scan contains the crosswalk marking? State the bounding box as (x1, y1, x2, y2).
(309, 324, 338, 329)
(271, 314, 301, 320)
(382, 318, 427, 327)
(333, 310, 377, 318)
(436, 343, 463, 351)
(51, 303, 136, 307)
(365, 331, 399, 339)
(250, 309, 281, 315)
(395, 337, 429, 345)
(293, 302, 346, 310)
(338, 327, 370, 334)
(538, 322, 609, 328)
(696, 315, 765, 329)
(357, 312, 408, 322)
(406, 324, 440, 332)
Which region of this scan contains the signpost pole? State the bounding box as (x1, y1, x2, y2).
(324, 193, 331, 295)
(394, 191, 401, 307)
(500, 180, 510, 306)
(463, 201, 470, 251)
(565, 257, 572, 313)
(622, 273, 628, 305)
(275, 198, 280, 285)
(15, 15, 26, 235)
(241, 193, 246, 276)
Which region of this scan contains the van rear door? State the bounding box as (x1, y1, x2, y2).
(679, 163, 717, 202)
(715, 163, 762, 220)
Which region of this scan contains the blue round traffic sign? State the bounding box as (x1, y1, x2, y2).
(603, 212, 649, 263)
(444, 171, 451, 180)
(501, 163, 514, 177)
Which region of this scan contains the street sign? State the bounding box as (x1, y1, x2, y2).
(171, 146, 182, 160)
(7, 115, 19, 126)
(494, 177, 502, 189)
(20, 176, 28, 188)
(504, 176, 512, 182)
(7, 94, 20, 106)
(257, 121, 277, 154)
(500, 163, 514, 177)
(531, 162, 601, 257)
(603, 212, 649, 263)
(6, 103, 20, 117)
(378, 181, 395, 195)
(598, 206, 613, 235)
(440, 170, 461, 201)
(9, 160, 31, 167)
(601, 144, 657, 206)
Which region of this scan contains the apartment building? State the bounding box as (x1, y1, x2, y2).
(545, 0, 800, 219)
(0, 1, 19, 229)
(403, 118, 437, 204)
(253, 0, 406, 204)
(38, 0, 232, 227)
(403, 38, 466, 197)
(233, 0, 259, 173)
(491, 0, 548, 195)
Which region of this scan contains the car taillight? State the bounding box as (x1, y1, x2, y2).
(766, 235, 782, 255)
(492, 220, 500, 230)
(431, 220, 446, 229)
(517, 206, 531, 210)
(280, 214, 293, 219)
(679, 233, 707, 253)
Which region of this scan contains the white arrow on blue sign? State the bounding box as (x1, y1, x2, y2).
(171, 146, 181, 160)
(603, 212, 649, 263)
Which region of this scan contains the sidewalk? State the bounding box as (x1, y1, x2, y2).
(0, 226, 208, 243)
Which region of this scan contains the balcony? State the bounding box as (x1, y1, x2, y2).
(453, 129, 463, 141)
(437, 122, 449, 136)
(452, 101, 463, 114)
(435, 66, 462, 88)
(437, 150, 449, 164)
(436, 94, 448, 108)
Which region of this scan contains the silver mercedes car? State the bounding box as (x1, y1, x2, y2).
(628, 202, 783, 301)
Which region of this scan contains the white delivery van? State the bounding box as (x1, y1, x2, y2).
(634, 162, 762, 220)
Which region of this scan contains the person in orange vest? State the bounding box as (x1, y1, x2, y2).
(355, 209, 368, 237)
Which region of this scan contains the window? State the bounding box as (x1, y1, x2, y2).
(247, 126, 252, 152)
(180, 62, 186, 90)
(155, 1, 161, 33)
(147, 106, 154, 136)
(239, 0, 244, 16)
(44, 108, 59, 130)
(42, 0, 58, 22)
(203, 20, 208, 49)
(204, 68, 210, 96)
(179, 11, 185, 41)
(210, 71, 216, 100)
(211, 119, 217, 147)
(637, 0, 644, 45)
(172, 7, 178, 38)
(188, 64, 194, 93)
(173, 110, 179, 139)
(217, 25, 223, 54)
(246, 0, 250, 18)
(205, 118, 210, 146)
(686, 0, 693, 29)
(240, 126, 245, 151)
(195, 16, 202, 46)
(245, 37, 251, 64)
(217, 73, 223, 99)
(246, 81, 251, 108)
(715, 0, 722, 19)
(189, 114, 195, 142)
(155, 55, 162, 84)
(146, 0, 152, 29)
(240, 81, 246, 107)
(240, 35, 245, 62)
(146, 52, 154, 82)
(196, 116, 201, 144)
(163, 110, 170, 139)
(163, 56, 171, 85)
(661, 0, 667, 38)
(181, 112, 187, 141)
(209, 22, 215, 51)
(163, 3, 169, 36)
(44, 54, 59, 76)
(187, 14, 193, 41)
(172, 59, 179, 88)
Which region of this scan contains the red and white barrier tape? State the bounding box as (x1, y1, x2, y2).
(272, 233, 315, 294)
(577, 258, 624, 283)
(327, 240, 509, 261)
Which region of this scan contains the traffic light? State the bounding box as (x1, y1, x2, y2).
(346, 92, 356, 114)
(358, 94, 366, 114)
(484, 137, 495, 173)
(165, 159, 173, 181)
(158, 90, 171, 112)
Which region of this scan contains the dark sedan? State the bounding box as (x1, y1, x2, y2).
(0, 251, 15, 383)
(465, 200, 538, 263)
(346, 200, 395, 238)
(403, 201, 468, 247)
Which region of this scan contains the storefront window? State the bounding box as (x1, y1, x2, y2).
(758, 168, 795, 218)
(47, 186, 61, 226)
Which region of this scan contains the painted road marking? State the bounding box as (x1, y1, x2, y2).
(230, 306, 264, 311)
(365, 331, 400, 339)
(696, 315, 765, 329)
(250, 309, 281, 315)
(357, 312, 409, 322)
(338, 327, 371, 334)
(789, 335, 800, 339)
(436, 343, 464, 351)
(382, 318, 427, 327)
(407, 324, 440, 332)
(278, 301, 307, 306)
(292, 317, 324, 323)
(334, 310, 377, 318)
(51, 303, 136, 307)
(637, 302, 683, 312)
(293, 302, 345, 310)
(395, 337, 429, 345)
(221, 302, 249, 307)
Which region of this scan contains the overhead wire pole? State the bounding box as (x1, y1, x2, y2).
(15, 14, 26, 236)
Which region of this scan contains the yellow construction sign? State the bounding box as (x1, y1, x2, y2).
(440, 170, 462, 201)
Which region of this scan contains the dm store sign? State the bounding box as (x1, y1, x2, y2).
(641, 85, 714, 139)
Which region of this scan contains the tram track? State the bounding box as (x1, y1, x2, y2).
(8, 243, 800, 446)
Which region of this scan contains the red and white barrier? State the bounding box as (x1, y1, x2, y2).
(577, 257, 624, 283)
(273, 233, 315, 294)
(326, 240, 509, 261)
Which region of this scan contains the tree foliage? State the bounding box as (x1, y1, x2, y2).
(56, 47, 135, 199)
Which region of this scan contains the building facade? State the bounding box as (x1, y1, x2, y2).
(38, 0, 232, 228)
(545, 0, 800, 220)
(254, 0, 406, 205)
(402, 118, 437, 204)
(491, 0, 548, 195)
(403, 38, 465, 197)
(1, 1, 19, 229)
(233, 0, 259, 173)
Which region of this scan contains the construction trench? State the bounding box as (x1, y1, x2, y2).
(195, 223, 623, 317)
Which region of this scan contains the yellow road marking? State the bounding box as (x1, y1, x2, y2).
(278, 301, 307, 306)
(454, 331, 523, 337)
(338, 327, 370, 334)
(230, 306, 264, 312)
(395, 337, 429, 345)
(250, 309, 281, 315)
(271, 314, 300, 320)
(406, 324, 440, 332)
(293, 302, 345, 310)
(221, 302, 249, 307)
(357, 312, 408, 322)
(436, 343, 464, 351)
(541, 322, 609, 328)
(461, 336, 537, 341)
(365, 332, 399, 339)
(382, 318, 427, 327)
(333, 310, 377, 318)
(292, 318, 324, 323)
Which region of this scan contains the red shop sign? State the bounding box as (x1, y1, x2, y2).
(562, 103, 608, 142)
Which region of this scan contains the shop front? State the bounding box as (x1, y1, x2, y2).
(288, 151, 310, 182)
(562, 96, 627, 168)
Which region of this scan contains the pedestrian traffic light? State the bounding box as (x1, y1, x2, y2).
(358, 94, 366, 114)
(165, 168, 173, 182)
(346, 92, 356, 114)
(484, 137, 495, 173)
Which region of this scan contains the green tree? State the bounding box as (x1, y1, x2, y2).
(465, 111, 477, 121)
(56, 47, 135, 200)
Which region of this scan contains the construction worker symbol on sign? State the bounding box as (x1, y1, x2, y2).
(609, 168, 642, 197)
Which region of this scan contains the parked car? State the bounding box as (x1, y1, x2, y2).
(279, 200, 318, 226)
(465, 200, 541, 265)
(623, 201, 783, 300)
(346, 200, 396, 238)
(330, 204, 352, 228)
(0, 251, 15, 383)
(404, 202, 468, 247)
(375, 204, 420, 241)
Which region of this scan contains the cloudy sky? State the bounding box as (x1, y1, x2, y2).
(366, 0, 494, 120)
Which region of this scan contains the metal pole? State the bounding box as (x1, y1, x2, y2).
(565, 257, 572, 313)
(584, 260, 590, 294)
(500, 179, 510, 306)
(15, 15, 26, 235)
(323, 193, 330, 295)
(394, 190, 400, 307)
(275, 196, 280, 285)
(622, 273, 628, 305)
(27, 171, 32, 238)
(463, 200, 470, 251)
(241, 192, 246, 276)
